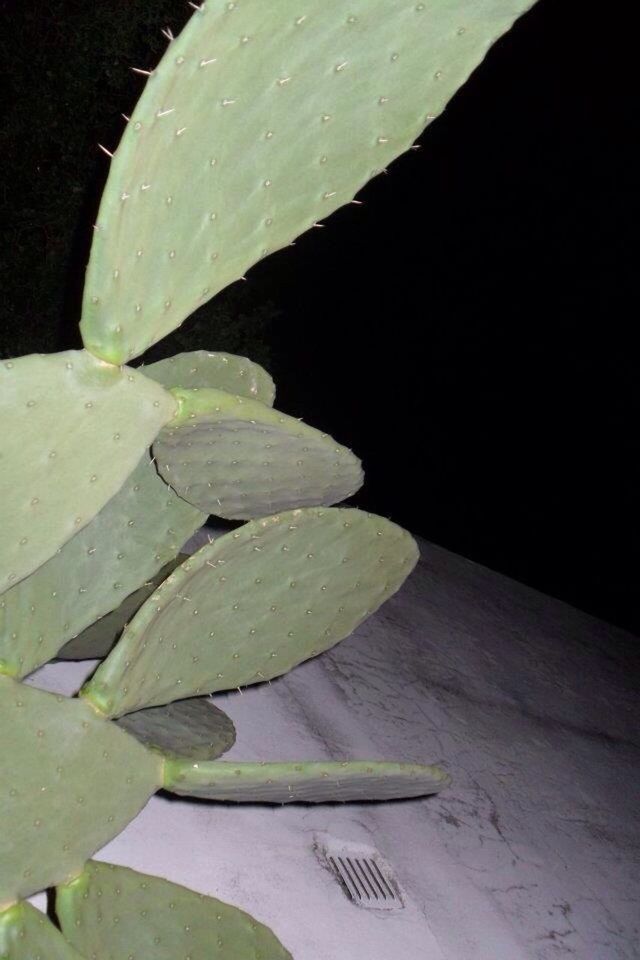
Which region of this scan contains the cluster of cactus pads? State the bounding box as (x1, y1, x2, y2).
(0, 1, 534, 955)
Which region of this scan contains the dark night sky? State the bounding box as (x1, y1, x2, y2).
(2, 0, 637, 635)
(250, 0, 638, 635)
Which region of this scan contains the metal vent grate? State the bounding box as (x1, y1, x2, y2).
(316, 838, 404, 911)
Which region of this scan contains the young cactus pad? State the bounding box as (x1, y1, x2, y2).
(164, 758, 451, 803)
(0, 451, 204, 678)
(81, 506, 419, 718)
(0, 676, 162, 906)
(115, 696, 236, 761)
(0, 351, 175, 595)
(80, 0, 536, 365)
(153, 388, 363, 518)
(56, 861, 293, 960)
(1, 665, 446, 910)
(142, 350, 276, 405)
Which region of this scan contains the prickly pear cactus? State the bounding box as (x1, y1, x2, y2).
(0, 1, 535, 955)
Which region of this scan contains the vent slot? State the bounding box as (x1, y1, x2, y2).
(316, 838, 405, 911)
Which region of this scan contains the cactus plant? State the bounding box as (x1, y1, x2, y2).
(0, 0, 535, 955)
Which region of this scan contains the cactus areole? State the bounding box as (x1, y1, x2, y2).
(1, 0, 536, 954)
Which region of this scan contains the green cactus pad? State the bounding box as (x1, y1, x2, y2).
(0, 351, 175, 599)
(164, 758, 450, 803)
(153, 388, 363, 518)
(142, 350, 275, 405)
(1, 451, 204, 678)
(0, 902, 85, 960)
(80, 0, 534, 365)
(56, 861, 292, 960)
(0, 676, 162, 904)
(81, 507, 418, 717)
(115, 697, 236, 761)
(56, 555, 189, 663)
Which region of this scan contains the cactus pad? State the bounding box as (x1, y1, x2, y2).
(153, 388, 363, 518)
(81, 507, 418, 717)
(142, 350, 275, 405)
(0, 676, 162, 904)
(0, 351, 175, 597)
(164, 758, 450, 803)
(80, 0, 535, 364)
(1, 451, 204, 678)
(56, 861, 292, 960)
(0, 902, 84, 960)
(56, 555, 189, 662)
(115, 697, 236, 761)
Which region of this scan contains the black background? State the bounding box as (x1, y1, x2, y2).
(1, 1, 637, 634)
